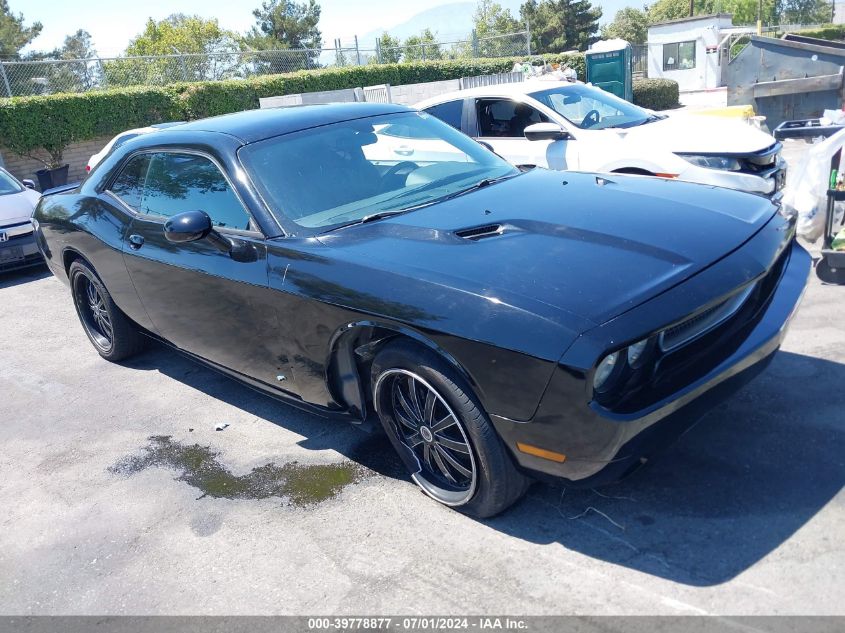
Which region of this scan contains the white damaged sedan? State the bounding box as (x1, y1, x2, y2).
(416, 81, 786, 200)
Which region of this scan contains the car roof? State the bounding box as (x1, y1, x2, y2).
(165, 103, 415, 144)
(415, 80, 580, 108)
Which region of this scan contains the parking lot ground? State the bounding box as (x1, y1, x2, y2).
(0, 252, 843, 616)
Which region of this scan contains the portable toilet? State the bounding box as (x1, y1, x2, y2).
(586, 39, 633, 102)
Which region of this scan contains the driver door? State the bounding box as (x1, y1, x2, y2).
(113, 150, 288, 388)
(473, 98, 573, 170)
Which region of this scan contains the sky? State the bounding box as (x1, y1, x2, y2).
(17, 0, 525, 58)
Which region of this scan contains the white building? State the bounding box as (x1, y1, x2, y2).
(647, 14, 751, 92)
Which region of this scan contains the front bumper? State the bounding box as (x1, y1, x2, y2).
(491, 239, 811, 484)
(678, 157, 787, 200)
(0, 222, 42, 273)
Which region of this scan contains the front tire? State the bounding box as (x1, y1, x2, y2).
(371, 341, 530, 518)
(69, 260, 146, 361)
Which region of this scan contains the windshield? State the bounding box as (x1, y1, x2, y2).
(0, 169, 23, 196)
(529, 84, 651, 130)
(239, 111, 518, 234)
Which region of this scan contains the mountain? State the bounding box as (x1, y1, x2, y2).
(357, 0, 637, 49)
(358, 2, 479, 48)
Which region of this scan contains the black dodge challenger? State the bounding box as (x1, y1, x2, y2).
(33, 103, 810, 517)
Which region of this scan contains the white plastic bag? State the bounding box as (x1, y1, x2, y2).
(783, 127, 845, 242)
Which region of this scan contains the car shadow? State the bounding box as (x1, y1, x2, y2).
(486, 350, 845, 586)
(0, 264, 49, 289)
(125, 346, 843, 587)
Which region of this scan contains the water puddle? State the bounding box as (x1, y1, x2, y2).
(110, 435, 367, 506)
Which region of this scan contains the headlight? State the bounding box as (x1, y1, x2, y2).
(680, 154, 742, 171)
(593, 352, 619, 391)
(627, 339, 648, 367)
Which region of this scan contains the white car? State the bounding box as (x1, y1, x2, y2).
(416, 81, 786, 199)
(0, 167, 42, 272)
(86, 122, 184, 173)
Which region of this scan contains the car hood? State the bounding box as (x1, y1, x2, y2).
(620, 113, 777, 155)
(318, 169, 777, 326)
(0, 189, 40, 227)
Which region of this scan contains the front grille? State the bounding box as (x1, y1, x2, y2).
(738, 143, 787, 193)
(0, 221, 34, 242)
(658, 282, 757, 352)
(4, 229, 33, 242)
(602, 244, 791, 415)
(737, 143, 781, 174)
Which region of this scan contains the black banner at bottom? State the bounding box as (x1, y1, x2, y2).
(0, 616, 840, 633)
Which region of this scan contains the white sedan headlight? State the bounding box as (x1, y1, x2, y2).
(680, 154, 742, 171)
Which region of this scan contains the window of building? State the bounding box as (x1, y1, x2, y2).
(663, 41, 696, 71)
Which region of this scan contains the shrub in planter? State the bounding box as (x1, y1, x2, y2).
(632, 78, 680, 111)
(35, 164, 69, 191)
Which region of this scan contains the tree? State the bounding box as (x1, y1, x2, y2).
(246, 0, 322, 69)
(0, 0, 41, 59)
(403, 29, 442, 62)
(104, 14, 243, 86)
(721, 0, 778, 24)
(779, 0, 832, 23)
(601, 7, 648, 44)
(473, 0, 523, 56)
(646, 0, 706, 23)
(52, 30, 99, 92)
(61, 29, 96, 60)
(125, 14, 241, 57)
(520, 0, 602, 53)
(376, 32, 402, 63)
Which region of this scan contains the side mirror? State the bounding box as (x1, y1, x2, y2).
(22, 179, 35, 189)
(164, 210, 213, 243)
(165, 210, 234, 253)
(524, 123, 571, 142)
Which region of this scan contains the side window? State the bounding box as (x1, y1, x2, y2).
(109, 154, 152, 209)
(476, 99, 549, 138)
(139, 153, 252, 230)
(423, 100, 463, 130)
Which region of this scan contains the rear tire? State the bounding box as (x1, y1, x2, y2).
(69, 260, 146, 361)
(371, 341, 530, 518)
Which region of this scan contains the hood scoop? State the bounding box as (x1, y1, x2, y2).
(455, 223, 505, 241)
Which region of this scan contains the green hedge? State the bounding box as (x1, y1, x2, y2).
(0, 86, 182, 166)
(632, 78, 680, 111)
(0, 54, 674, 164)
(788, 24, 845, 41)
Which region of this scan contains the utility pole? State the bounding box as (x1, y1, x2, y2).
(757, 0, 763, 35)
(526, 18, 531, 56)
(689, 0, 694, 17)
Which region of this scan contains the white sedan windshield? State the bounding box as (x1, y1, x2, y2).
(239, 111, 518, 233)
(530, 85, 651, 130)
(0, 169, 23, 196)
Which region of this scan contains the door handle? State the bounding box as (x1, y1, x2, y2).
(128, 234, 145, 250)
(395, 146, 414, 156)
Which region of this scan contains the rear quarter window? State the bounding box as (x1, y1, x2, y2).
(423, 100, 463, 131)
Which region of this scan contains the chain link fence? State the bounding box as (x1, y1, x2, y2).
(0, 31, 531, 98)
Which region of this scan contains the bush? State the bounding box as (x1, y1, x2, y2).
(0, 87, 182, 167)
(632, 78, 679, 110)
(0, 54, 597, 159)
(789, 24, 845, 41)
